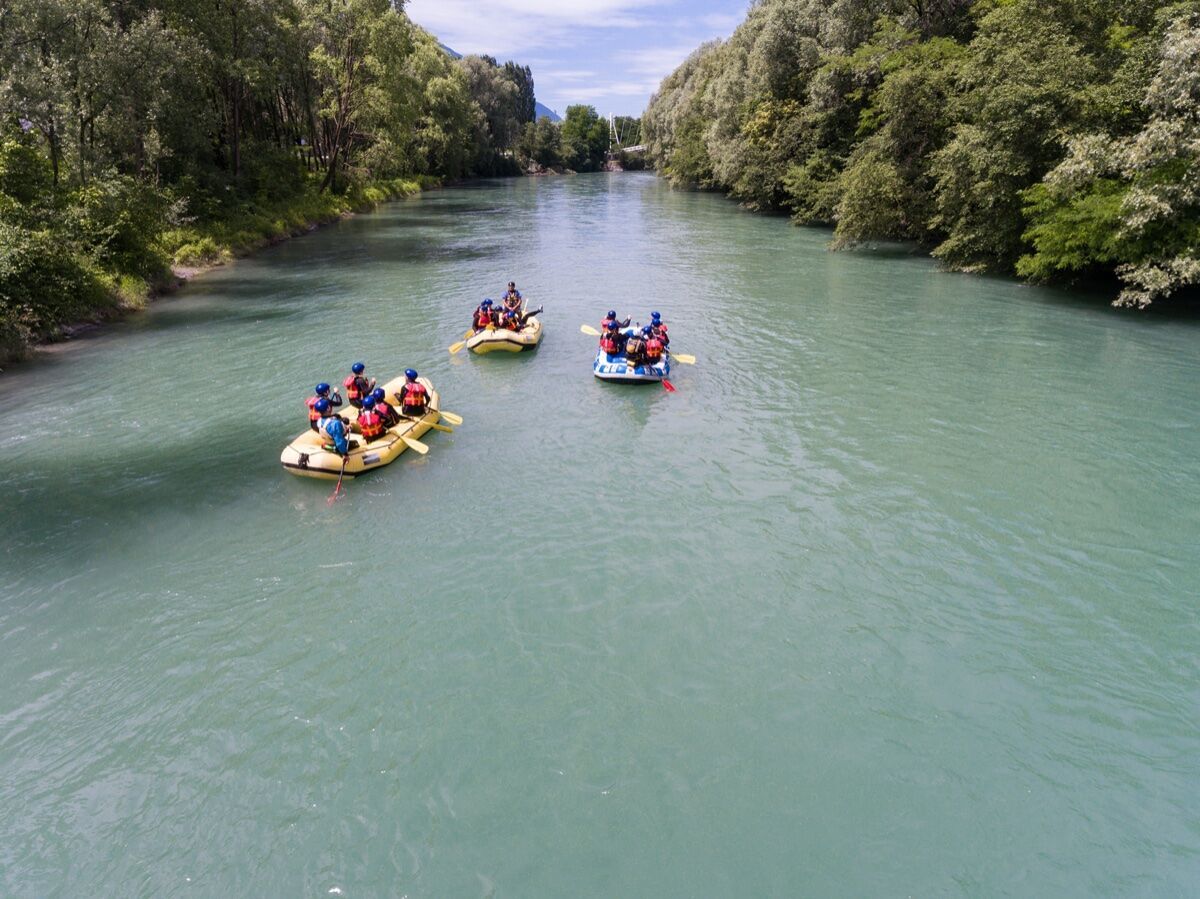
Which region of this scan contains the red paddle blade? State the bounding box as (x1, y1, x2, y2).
(662, 378, 676, 393)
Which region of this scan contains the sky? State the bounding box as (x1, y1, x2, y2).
(405, 0, 751, 118)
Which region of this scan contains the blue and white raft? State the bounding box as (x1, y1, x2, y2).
(593, 349, 671, 383)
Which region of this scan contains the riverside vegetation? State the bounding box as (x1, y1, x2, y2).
(643, 0, 1200, 309)
(0, 0, 558, 363)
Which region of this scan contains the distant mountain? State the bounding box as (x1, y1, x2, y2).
(438, 42, 560, 123)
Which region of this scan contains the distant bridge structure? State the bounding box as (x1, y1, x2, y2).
(607, 114, 646, 157)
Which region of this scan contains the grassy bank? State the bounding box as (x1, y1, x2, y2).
(164, 176, 429, 271)
(0, 177, 430, 367)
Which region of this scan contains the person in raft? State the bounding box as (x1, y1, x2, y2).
(643, 325, 665, 365)
(306, 382, 342, 432)
(370, 387, 401, 428)
(343, 362, 376, 409)
(501, 307, 523, 330)
(473, 299, 496, 332)
(314, 398, 351, 456)
(599, 318, 623, 356)
(624, 328, 648, 367)
(396, 369, 430, 418)
(502, 282, 522, 311)
(356, 396, 387, 443)
(601, 309, 632, 331)
(648, 311, 669, 347)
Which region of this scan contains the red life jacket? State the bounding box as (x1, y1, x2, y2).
(358, 409, 385, 440)
(600, 333, 617, 353)
(400, 381, 428, 411)
(344, 375, 368, 401)
(475, 310, 493, 329)
(651, 323, 668, 341)
(601, 317, 617, 331)
(645, 337, 664, 360)
(306, 395, 323, 422)
(376, 401, 398, 424)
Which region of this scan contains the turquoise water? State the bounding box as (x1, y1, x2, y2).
(1, 174, 1198, 896)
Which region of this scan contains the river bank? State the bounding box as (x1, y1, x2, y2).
(0, 177, 434, 369)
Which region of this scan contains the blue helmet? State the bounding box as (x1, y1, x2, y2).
(361, 396, 375, 410)
(371, 387, 386, 402)
(606, 310, 616, 319)
(642, 325, 653, 335)
(315, 382, 331, 396)
(651, 311, 661, 321)
(483, 298, 493, 306)
(405, 369, 418, 380)
(351, 362, 365, 375)
(314, 397, 331, 414)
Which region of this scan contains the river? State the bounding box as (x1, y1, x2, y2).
(1, 173, 1198, 896)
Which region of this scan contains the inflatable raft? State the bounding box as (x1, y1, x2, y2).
(280, 375, 443, 480)
(593, 348, 671, 383)
(467, 315, 542, 354)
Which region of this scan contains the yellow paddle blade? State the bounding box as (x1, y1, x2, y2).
(438, 410, 463, 425)
(449, 340, 467, 355)
(402, 435, 429, 455)
(428, 422, 454, 433)
(671, 353, 697, 365)
(580, 324, 601, 336)
(463, 329, 475, 339)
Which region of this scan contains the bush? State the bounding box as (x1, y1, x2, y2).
(68, 175, 172, 278)
(0, 129, 53, 210)
(0, 223, 111, 341)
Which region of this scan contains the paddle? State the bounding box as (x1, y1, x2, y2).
(668, 352, 696, 365)
(327, 455, 349, 505)
(388, 400, 435, 453)
(401, 435, 429, 455)
(580, 324, 601, 337)
(438, 410, 463, 426)
(662, 378, 677, 393)
(451, 319, 501, 353)
(400, 413, 453, 434)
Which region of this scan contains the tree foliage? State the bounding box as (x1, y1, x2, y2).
(644, 0, 1200, 306)
(559, 105, 609, 172)
(0, 0, 539, 355)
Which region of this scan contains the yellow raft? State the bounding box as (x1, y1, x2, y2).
(280, 375, 443, 480)
(466, 315, 543, 354)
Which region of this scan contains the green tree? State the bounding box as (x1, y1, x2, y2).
(516, 117, 563, 169)
(833, 28, 966, 246)
(1019, 11, 1200, 306)
(929, 1, 1095, 271)
(559, 104, 607, 172)
(503, 62, 536, 125)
